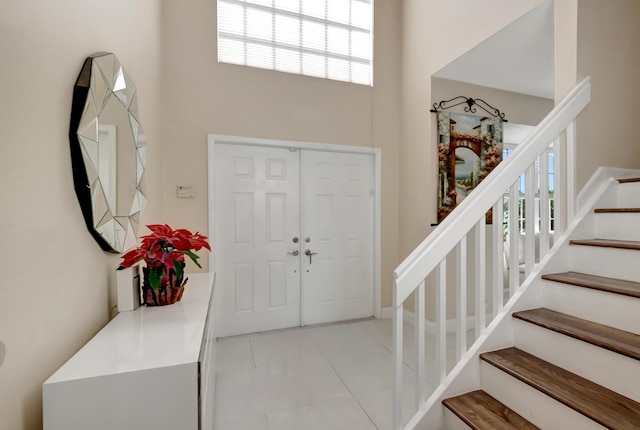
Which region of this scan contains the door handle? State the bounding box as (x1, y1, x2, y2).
(287, 250, 299, 256)
(304, 249, 318, 264)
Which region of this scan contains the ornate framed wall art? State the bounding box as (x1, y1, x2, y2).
(434, 99, 505, 223)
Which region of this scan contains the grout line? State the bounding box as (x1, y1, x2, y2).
(216, 319, 394, 430)
(317, 329, 385, 430)
(216, 316, 376, 341)
(248, 335, 258, 369)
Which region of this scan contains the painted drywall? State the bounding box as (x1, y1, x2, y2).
(159, 0, 401, 307)
(430, 78, 553, 319)
(575, 0, 640, 189)
(0, 2, 162, 429)
(432, 78, 554, 128)
(399, 0, 544, 262)
(398, 0, 544, 319)
(554, 0, 578, 101)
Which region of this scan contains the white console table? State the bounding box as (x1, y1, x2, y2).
(43, 272, 216, 430)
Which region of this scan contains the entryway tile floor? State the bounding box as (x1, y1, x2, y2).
(212, 318, 475, 430)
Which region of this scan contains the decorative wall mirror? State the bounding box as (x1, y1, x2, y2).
(69, 52, 147, 253)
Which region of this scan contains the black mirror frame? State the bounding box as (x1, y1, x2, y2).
(69, 52, 146, 253)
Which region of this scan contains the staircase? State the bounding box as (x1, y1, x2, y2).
(441, 177, 640, 429)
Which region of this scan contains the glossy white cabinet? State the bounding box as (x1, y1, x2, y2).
(43, 273, 216, 430)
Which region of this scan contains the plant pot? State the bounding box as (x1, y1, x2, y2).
(142, 267, 188, 306)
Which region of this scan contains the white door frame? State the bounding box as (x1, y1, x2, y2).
(207, 134, 382, 320)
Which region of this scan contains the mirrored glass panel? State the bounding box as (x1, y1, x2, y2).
(70, 52, 147, 253)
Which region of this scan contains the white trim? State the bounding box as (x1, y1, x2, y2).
(381, 306, 394, 319)
(398, 308, 495, 336)
(394, 77, 591, 306)
(409, 165, 621, 429)
(207, 133, 383, 321)
(577, 166, 640, 212)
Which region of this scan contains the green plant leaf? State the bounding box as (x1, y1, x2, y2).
(149, 268, 161, 290)
(182, 250, 202, 268)
(173, 259, 184, 279)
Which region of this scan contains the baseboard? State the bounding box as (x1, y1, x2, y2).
(381, 306, 394, 319)
(403, 309, 493, 335)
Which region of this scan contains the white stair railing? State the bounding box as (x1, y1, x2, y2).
(392, 78, 591, 430)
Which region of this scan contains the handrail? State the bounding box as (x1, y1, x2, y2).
(393, 77, 591, 305)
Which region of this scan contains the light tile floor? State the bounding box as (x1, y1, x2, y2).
(212, 318, 476, 430)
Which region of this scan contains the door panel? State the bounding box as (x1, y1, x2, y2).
(215, 143, 375, 336)
(301, 151, 374, 325)
(215, 144, 301, 336)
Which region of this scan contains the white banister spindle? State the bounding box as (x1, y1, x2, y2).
(436, 259, 447, 384)
(524, 163, 536, 276)
(475, 219, 486, 339)
(392, 296, 403, 430)
(414, 280, 426, 408)
(566, 121, 576, 221)
(539, 149, 550, 254)
(456, 238, 467, 361)
(553, 136, 564, 235)
(391, 78, 589, 430)
(492, 199, 504, 316)
(508, 182, 519, 297)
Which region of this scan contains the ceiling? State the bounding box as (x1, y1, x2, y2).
(433, 0, 554, 100)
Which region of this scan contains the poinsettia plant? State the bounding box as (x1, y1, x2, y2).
(117, 224, 211, 290)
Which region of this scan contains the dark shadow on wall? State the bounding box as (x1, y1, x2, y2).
(22, 380, 44, 430)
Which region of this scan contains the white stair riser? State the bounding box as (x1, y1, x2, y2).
(565, 245, 640, 283)
(594, 212, 640, 241)
(480, 362, 607, 430)
(616, 183, 640, 207)
(513, 320, 640, 402)
(542, 280, 640, 335)
(443, 408, 473, 430)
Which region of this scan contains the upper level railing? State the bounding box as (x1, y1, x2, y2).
(392, 78, 591, 430)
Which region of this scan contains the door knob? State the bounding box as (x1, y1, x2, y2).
(304, 249, 318, 264)
(287, 250, 299, 256)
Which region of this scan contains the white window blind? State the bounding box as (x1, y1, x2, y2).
(218, 0, 373, 85)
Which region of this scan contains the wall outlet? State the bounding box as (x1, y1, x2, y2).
(177, 184, 195, 198)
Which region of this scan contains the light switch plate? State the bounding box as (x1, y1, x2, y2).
(177, 185, 195, 198)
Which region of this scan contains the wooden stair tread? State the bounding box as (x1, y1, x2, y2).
(569, 238, 640, 250)
(541, 271, 640, 298)
(443, 390, 539, 430)
(618, 177, 640, 183)
(480, 348, 640, 429)
(512, 308, 640, 361)
(594, 207, 640, 213)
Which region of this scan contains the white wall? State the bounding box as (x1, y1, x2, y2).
(0, 2, 162, 429)
(432, 78, 553, 128)
(429, 78, 553, 320)
(575, 0, 640, 188)
(159, 0, 401, 307)
(399, 0, 544, 261)
(398, 0, 544, 317)
(554, 0, 640, 191)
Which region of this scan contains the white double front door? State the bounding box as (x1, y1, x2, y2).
(214, 143, 375, 337)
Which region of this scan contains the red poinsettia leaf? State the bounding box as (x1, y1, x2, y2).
(119, 224, 210, 272)
(168, 235, 192, 251)
(118, 248, 146, 268)
(146, 224, 173, 236)
(188, 233, 211, 251)
(174, 228, 194, 237)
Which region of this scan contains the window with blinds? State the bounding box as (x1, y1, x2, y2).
(217, 0, 373, 86)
